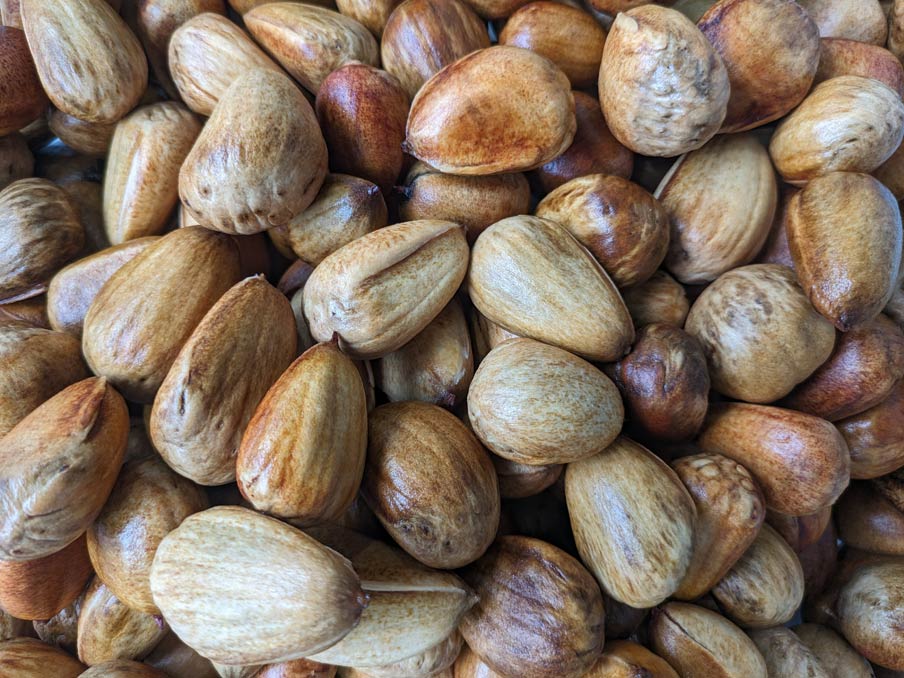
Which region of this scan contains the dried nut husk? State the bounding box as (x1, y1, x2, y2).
(0, 612, 29, 643)
(0, 134, 32, 191)
(711, 524, 804, 628)
(87, 457, 207, 615)
(0, 324, 88, 437)
(530, 91, 633, 195)
(769, 77, 904, 183)
(836, 480, 904, 555)
(335, 0, 399, 36)
(237, 341, 367, 525)
(47, 111, 116, 157)
(459, 535, 605, 678)
(797, 0, 887, 44)
(621, 270, 689, 328)
(103, 103, 201, 244)
(698, 0, 819, 132)
(151, 276, 296, 486)
(467, 216, 633, 361)
(685, 264, 835, 403)
(566, 437, 696, 607)
(144, 631, 219, 678)
(672, 453, 764, 600)
(151, 506, 366, 665)
(784, 314, 904, 421)
(468, 338, 623, 465)
(748, 627, 831, 678)
(80, 660, 169, 677)
(82, 227, 242, 403)
(499, 2, 606, 88)
(20, 0, 146, 123)
(363, 401, 499, 568)
(398, 163, 530, 244)
(599, 5, 729, 157)
(375, 299, 473, 408)
(167, 13, 282, 116)
(492, 457, 562, 500)
(305, 527, 476, 667)
(655, 134, 777, 284)
(0, 179, 84, 303)
(838, 562, 904, 669)
(649, 602, 767, 678)
(0, 377, 128, 560)
(77, 578, 168, 666)
(353, 632, 461, 678)
(303, 219, 468, 359)
(699, 403, 851, 515)
(34, 597, 80, 653)
(405, 46, 575, 175)
(794, 623, 875, 678)
(0, 27, 47, 135)
(586, 640, 678, 678)
(536, 174, 668, 288)
(0, 533, 91, 620)
(381, 0, 489, 99)
(180, 69, 327, 235)
(315, 64, 409, 192)
(610, 323, 709, 442)
(816, 38, 904, 97)
(0, 637, 85, 677)
(766, 507, 832, 552)
(838, 378, 904, 479)
(47, 238, 157, 338)
(787, 172, 903, 331)
(467, 308, 520, 364)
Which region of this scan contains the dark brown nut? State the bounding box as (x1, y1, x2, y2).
(787, 172, 902, 331)
(168, 13, 282, 116)
(566, 437, 696, 607)
(492, 456, 562, 500)
(815, 38, 904, 97)
(21, 0, 145, 123)
(765, 507, 832, 552)
(699, 403, 851, 515)
(458, 0, 534, 18)
(649, 602, 767, 678)
(0, 179, 84, 304)
(468, 216, 633, 361)
(656, 134, 777, 284)
(315, 64, 408, 193)
(0, 377, 128, 561)
(499, 2, 606, 88)
(80, 661, 168, 677)
(82, 227, 242, 403)
(755, 184, 797, 269)
(536, 174, 669, 288)
(748, 627, 831, 678)
(876, 141, 904, 201)
(245, 3, 378, 94)
(0, 534, 92, 621)
(375, 299, 473, 408)
(468, 338, 623, 465)
(799, 519, 839, 607)
(303, 220, 468, 359)
(0, 297, 49, 329)
(585, 640, 677, 678)
(794, 623, 875, 678)
(398, 163, 530, 244)
(530, 91, 633, 195)
(33, 598, 80, 653)
(363, 401, 499, 568)
(47, 238, 157, 338)
(405, 46, 575, 175)
(603, 596, 648, 641)
(671, 453, 765, 600)
(144, 632, 218, 678)
(698, 0, 819, 132)
(621, 270, 689, 328)
(599, 5, 729, 157)
(459, 536, 605, 678)
(797, 0, 887, 44)
(77, 578, 168, 666)
(711, 524, 804, 628)
(837, 378, 904, 479)
(0, 637, 85, 677)
(836, 479, 904, 556)
(151, 276, 297, 486)
(61, 180, 108, 253)
(237, 342, 367, 525)
(838, 562, 904, 670)
(770, 78, 904, 184)
(0, 324, 88, 437)
(0, 27, 48, 135)
(609, 323, 709, 442)
(0, 134, 32, 192)
(335, 0, 400, 36)
(47, 110, 115, 157)
(103, 102, 201, 244)
(686, 264, 835, 403)
(357, 632, 461, 678)
(87, 456, 208, 615)
(381, 0, 489, 99)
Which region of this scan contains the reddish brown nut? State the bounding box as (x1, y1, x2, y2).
(492, 456, 562, 500)
(766, 507, 832, 552)
(836, 480, 904, 556)
(0, 27, 48, 136)
(755, 185, 798, 269)
(797, 0, 887, 44)
(815, 38, 904, 97)
(838, 378, 904, 479)
(335, 0, 400, 36)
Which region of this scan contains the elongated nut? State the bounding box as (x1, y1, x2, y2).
(748, 627, 831, 678)
(586, 640, 678, 678)
(0, 637, 85, 677)
(794, 623, 875, 678)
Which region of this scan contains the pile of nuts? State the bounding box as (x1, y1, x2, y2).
(2, 0, 904, 675)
